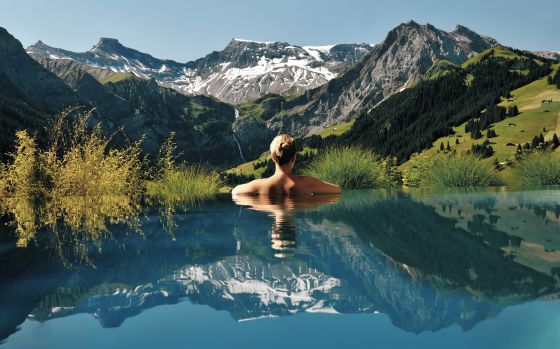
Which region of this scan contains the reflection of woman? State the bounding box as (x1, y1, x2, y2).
(232, 194, 339, 258)
(232, 134, 341, 196)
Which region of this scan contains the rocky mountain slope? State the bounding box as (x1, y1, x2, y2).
(0, 28, 76, 113)
(27, 38, 373, 104)
(232, 21, 499, 158)
(534, 51, 560, 62)
(0, 27, 242, 166)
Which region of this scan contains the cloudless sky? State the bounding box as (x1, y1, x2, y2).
(1, 0, 558, 62)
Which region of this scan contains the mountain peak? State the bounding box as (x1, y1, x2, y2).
(228, 38, 278, 47)
(403, 20, 420, 27)
(92, 37, 123, 51)
(0, 26, 25, 52)
(31, 40, 50, 48)
(452, 24, 498, 47)
(453, 24, 476, 35)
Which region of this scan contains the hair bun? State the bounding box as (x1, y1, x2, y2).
(270, 134, 296, 166)
(280, 141, 291, 150)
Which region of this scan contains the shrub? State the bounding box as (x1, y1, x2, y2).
(513, 151, 560, 186)
(4, 131, 46, 198)
(147, 134, 222, 204)
(303, 146, 386, 189)
(402, 154, 433, 188)
(47, 114, 144, 197)
(423, 153, 502, 188)
(1, 109, 144, 198)
(147, 165, 222, 204)
(0, 163, 7, 196)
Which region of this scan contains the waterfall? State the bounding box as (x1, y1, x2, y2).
(232, 109, 246, 162)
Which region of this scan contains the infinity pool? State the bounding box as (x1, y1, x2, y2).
(1, 189, 559, 348)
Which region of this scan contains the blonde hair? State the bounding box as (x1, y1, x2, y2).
(270, 134, 296, 165)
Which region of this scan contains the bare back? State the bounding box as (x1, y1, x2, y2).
(232, 174, 340, 196)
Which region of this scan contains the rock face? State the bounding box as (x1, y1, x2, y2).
(0, 27, 242, 166)
(27, 38, 373, 104)
(179, 39, 374, 104)
(533, 51, 560, 62)
(232, 21, 498, 157)
(0, 28, 76, 112)
(37, 58, 242, 165)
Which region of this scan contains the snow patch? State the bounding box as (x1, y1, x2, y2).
(233, 38, 275, 45)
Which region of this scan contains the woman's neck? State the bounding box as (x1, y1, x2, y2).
(273, 164, 292, 176)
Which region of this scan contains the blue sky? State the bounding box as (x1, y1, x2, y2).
(1, 0, 558, 62)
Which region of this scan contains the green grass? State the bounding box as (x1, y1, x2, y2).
(425, 60, 458, 80)
(316, 120, 355, 138)
(513, 151, 560, 186)
(461, 46, 529, 68)
(422, 153, 502, 188)
(303, 146, 386, 189)
(227, 152, 270, 178)
(146, 165, 222, 204)
(99, 72, 136, 84)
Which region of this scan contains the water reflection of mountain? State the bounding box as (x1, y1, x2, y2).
(1, 190, 559, 341)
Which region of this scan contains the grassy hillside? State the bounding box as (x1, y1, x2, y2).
(99, 72, 136, 84)
(403, 64, 560, 171)
(228, 51, 559, 180)
(226, 146, 318, 179)
(461, 46, 533, 68)
(226, 117, 353, 178)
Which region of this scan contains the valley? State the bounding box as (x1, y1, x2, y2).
(0, 20, 559, 188)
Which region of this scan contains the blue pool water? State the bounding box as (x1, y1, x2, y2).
(1, 189, 559, 348)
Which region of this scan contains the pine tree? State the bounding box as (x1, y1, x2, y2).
(507, 105, 519, 117)
(552, 133, 559, 149)
(446, 141, 451, 151)
(455, 138, 460, 145)
(440, 142, 445, 151)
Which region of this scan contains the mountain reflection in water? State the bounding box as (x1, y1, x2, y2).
(0, 190, 559, 342)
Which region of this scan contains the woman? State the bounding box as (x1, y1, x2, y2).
(232, 134, 341, 196)
(232, 193, 340, 257)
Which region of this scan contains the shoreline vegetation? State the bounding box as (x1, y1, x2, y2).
(227, 145, 560, 190)
(0, 108, 223, 203)
(0, 109, 559, 204)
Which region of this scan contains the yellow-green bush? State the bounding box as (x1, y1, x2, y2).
(3, 131, 46, 198)
(1, 109, 144, 198)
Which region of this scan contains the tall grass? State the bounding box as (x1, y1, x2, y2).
(303, 146, 386, 189)
(146, 134, 222, 204)
(513, 151, 560, 186)
(423, 153, 502, 188)
(147, 165, 222, 204)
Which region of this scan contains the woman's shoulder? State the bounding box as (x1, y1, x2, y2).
(232, 178, 269, 195)
(293, 175, 320, 183)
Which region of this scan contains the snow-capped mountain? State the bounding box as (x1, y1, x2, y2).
(27, 38, 374, 104)
(233, 22, 500, 157)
